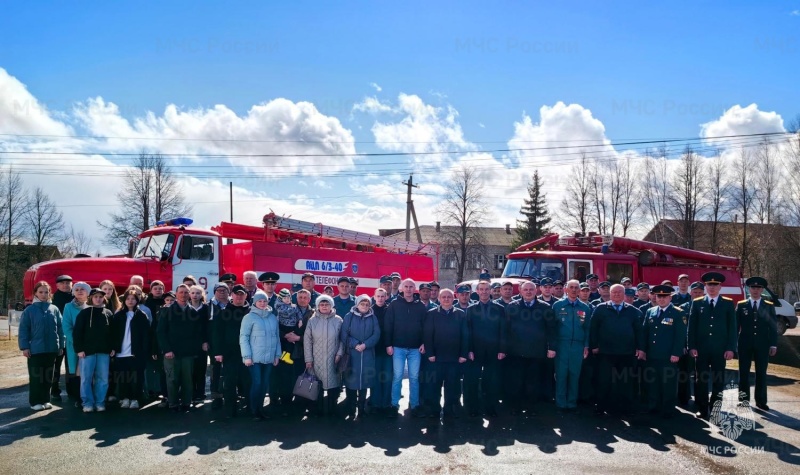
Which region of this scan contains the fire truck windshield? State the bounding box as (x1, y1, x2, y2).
(502, 258, 564, 281)
(134, 233, 176, 259)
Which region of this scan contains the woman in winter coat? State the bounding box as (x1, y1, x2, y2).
(62, 282, 90, 407)
(18, 281, 65, 411)
(341, 294, 380, 420)
(111, 289, 151, 410)
(304, 294, 344, 416)
(73, 288, 115, 412)
(239, 291, 281, 420)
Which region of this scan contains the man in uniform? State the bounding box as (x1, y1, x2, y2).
(292, 272, 320, 308)
(464, 281, 507, 417)
(577, 282, 597, 404)
(538, 277, 558, 306)
(642, 285, 687, 418)
(455, 285, 473, 311)
(552, 280, 591, 413)
(258, 272, 280, 313)
(737, 276, 778, 411)
(490, 282, 502, 301)
(633, 283, 650, 308)
(349, 277, 359, 296)
(495, 281, 515, 308)
(378, 275, 393, 297)
(390, 272, 402, 300)
(591, 281, 611, 305)
(586, 274, 601, 301)
(688, 271, 737, 419)
(621, 277, 633, 290)
(639, 288, 658, 315)
(624, 288, 636, 305)
(590, 284, 645, 416)
(334, 276, 356, 317)
(552, 280, 565, 300)
(505, 281, 555, 416)
(418, 282, 437, 309)
(220, 273, 237, 287)
(430, 281, 441, 305)
(672, 274, 692, 306)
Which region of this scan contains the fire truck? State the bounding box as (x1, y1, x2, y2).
(23, 212, 437, 303)
(462, 233, 745, 299)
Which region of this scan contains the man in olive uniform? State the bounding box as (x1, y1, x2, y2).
(643, 285, 687, 418)
(737, 276, 778, 411)
(552, 279, 591, 413)
(688, 271, 737, 419)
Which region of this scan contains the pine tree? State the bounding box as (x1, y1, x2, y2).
(512, 171, 551, 249)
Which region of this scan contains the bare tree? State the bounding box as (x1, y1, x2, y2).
(99, 153, 192, 252)
(62, 224, 95, 257)
(728, 147, 757, 272)
(0, 168, 29, 309)
(754, 137, 781, 224)
(669, 145, 704, 249)
(557, 153, 593, 234)
(640, 146, 671, 242)
(437, 166, 488, 283)
(23, 187, 65, 262)
(617, 155, 639, 236)
(705, 153, 728, 253)
(590, 164, 610, 234)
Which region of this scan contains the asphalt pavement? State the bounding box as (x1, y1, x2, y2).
(1, 339, 799, 474)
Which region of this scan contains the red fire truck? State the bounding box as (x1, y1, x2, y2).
(23, 213, 437, 303)
(465, 233, 745, 299)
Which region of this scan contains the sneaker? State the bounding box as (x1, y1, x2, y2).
(120, 399, 131, 409)
(43, 402, 53, 410)
(83, 406, 95, 413)
(95, 406, 106, 412)
(31, 404, 45, 411)
(107, 396, 118, 403)
(129, 400, 139, 410)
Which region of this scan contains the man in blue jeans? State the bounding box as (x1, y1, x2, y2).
(384, 279, 428, 418)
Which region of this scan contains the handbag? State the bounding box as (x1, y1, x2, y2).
(293, 369, 320, 401)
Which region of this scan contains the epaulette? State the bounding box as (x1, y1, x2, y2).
(763, 300, 774, 305)
(693, 296, 705, 301)
(738, 299, 748, 304)
(721, 296, 732, 301)
(674, 306, 684, 312)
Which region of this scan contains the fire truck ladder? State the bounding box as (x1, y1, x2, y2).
(263, 213, 435, 255)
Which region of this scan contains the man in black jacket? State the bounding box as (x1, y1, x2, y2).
(385, 279, 428, 418)
(590, 284, 645, 416)
(207, 282, 229, 409)
(464, 281, 507, 417)
(424, 289, 469, 419)
(688, 272, 737, 419)
(157, 285, 208, 412)
(505, 281, 556, 416)
(370, 288, 393, 416)
(212, 284, 251, 418)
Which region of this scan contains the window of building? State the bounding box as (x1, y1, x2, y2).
(468, 253, 484, 270)
(441, 254, 457, 269)
(494, 254, 506, 270)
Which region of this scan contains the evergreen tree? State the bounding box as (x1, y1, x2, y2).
(512, 171, 551, 249)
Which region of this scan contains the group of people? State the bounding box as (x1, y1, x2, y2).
(18, 267, 779, 424)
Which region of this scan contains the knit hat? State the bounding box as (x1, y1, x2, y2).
(316, 294, 334, 307)
(354, 294, 371, 308)
(252, 290, 269, 304)
(72, 282, 91, 295)
(278, 288, 291, 298)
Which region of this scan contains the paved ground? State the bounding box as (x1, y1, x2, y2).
(1, 331, 799, 474)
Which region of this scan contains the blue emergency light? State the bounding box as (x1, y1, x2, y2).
(157, 217, 194, 226)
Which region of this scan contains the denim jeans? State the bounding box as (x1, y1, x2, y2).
(248, 363, 273, 415)
(80, 354, 110, 409)
(371, 353, 393, 409)
(391, 347, 421, 408)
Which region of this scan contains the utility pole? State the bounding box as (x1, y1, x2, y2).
(403, 175, 423, 243)
(228, 182, 233, 245)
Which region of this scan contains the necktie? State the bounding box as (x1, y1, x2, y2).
(616, 305, 621, 313)
(709, 299, 715, 311)
(658, 309, 663, 320)
(753, 301, 758, 312)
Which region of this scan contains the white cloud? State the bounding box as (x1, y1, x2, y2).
(369, 82, 382, 92)
(352, 96, 393, 114)
(0, 68, 73, 136)
(700, 104, 785, 146)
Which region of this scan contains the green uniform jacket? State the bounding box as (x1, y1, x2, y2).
(688, 296, 737, 354)
(736, 299, 778, 351)
(552, 298, 592, 348)
(643, 304, 686, 360)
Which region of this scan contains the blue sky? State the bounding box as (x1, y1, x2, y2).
(0, 1, 798, 253)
